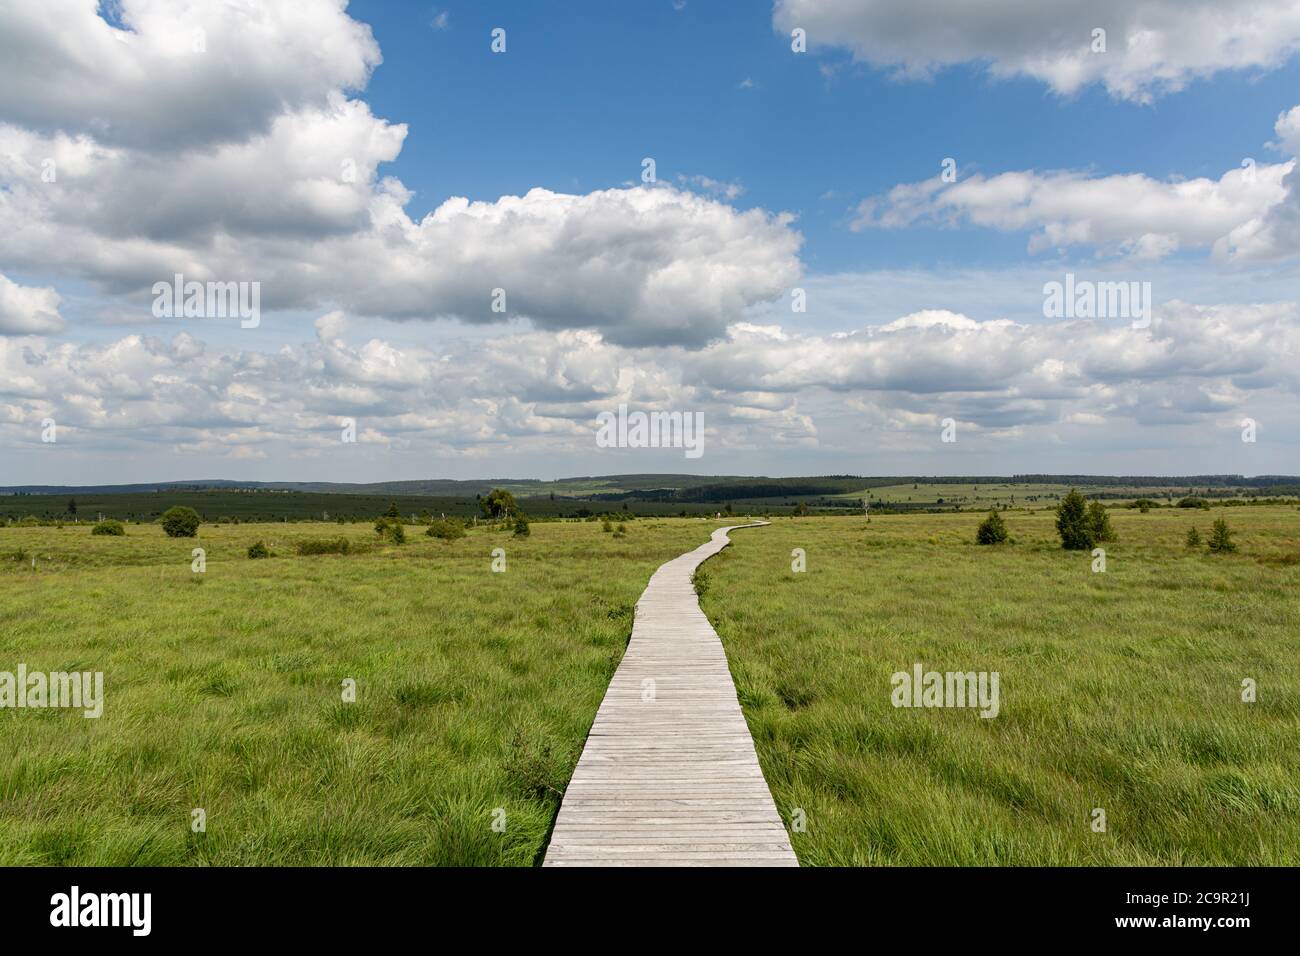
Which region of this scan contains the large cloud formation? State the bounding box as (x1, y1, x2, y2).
(0, 0, 381, 149)
(774, 0, 1300, 102)
(0, 0, 802, 347)
(1, 1, 1296, 477)
(3, 302, 1296, 464)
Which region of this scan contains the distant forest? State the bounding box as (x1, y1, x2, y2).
(1, 474, 1296, 523)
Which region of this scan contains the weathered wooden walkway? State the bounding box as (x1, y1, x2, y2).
(543, 522, 797, 867)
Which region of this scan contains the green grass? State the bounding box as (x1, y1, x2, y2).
(842, 481, 1298, 509)
(5, 506, 1297, 866)
(844, 480, 1073, 505)
(0, 517, 728, 865)
(700, 507, 1300, 865)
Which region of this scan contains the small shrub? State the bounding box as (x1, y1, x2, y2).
(426, 519, 466, 541)
(1055, 489, 1094, 551)
(91, 519, 125, 536)
(1207, 518, 1237, 553)
(1131, 498, 1156, 513)
(1178, 497, 1211, 510)
(1185, 526, 1202, 548)
(297, 537, 352, 556)
(602, 520, 613, 533)
(975, 510, 1008, 545)
(1087, 501, 1117, 543)
(616, 522, 627, 534)
(513, 516, 530, 537)
(160, 506, 201, 538)
(247, 541, 271, 559)
(373, 517, 406, 544)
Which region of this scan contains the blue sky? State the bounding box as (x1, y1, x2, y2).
(1, 0, 1299, 483)
(353, 0, 1300, 274)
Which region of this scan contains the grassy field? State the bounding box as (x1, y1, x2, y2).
(0, 516, 727, 865)
(840, 481, 1297, 508)
(3, 506, 1296, 866)
(844, 481, 1073, 506)
(700, 506, 1300, 865)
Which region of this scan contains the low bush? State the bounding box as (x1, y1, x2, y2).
(1207, 518, 1237, 553)
(1055, 489, 1094, 550)
(426, 519, 466, 541)
(297, 537, 353, 556)
(160, 506, 201, 538)
(247, 541, 271, 559)
(1087, 501, 1117, 543)
(91, 520, 125, 536)
(975, 510, 1008, 545)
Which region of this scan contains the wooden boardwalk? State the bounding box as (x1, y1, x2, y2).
(543, 522, 797, 867)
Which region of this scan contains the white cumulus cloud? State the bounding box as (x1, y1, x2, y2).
(0, 0, 803, 348)
(0, 273, 64, 335)
(852, 108, 1300, 265)
(774, 0, 1300, 102)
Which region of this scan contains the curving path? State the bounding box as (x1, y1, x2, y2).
(543, 522, 797, 867)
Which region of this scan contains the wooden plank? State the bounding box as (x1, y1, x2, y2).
(542, 522, 798, 868)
